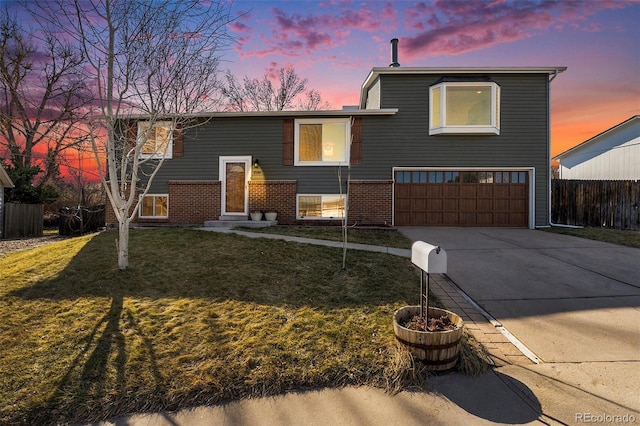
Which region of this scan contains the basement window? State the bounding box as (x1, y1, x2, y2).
(139, 194, 168, 218)
(429, 80, 500, 135)
(297, 194, 345, 219)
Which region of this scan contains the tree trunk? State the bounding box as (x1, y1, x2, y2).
(117, 217, 129, 270)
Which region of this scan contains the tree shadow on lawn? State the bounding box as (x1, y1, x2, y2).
(9, 229, 419, 308)
(4, 229, 421, 424)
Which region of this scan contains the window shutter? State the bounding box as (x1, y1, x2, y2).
(173, 123, 184, 157)
(283, 118, 294, 165)
(350, 117, 362, 165)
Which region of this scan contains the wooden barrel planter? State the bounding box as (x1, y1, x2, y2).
(393, 305, 464, 372)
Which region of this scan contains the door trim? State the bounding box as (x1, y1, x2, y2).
(219, 156, 251, 216)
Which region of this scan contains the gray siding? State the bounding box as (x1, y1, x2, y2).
(147, 71, 552, 226)
(351, 73, 551, 226)
(148, 116, 347, 195)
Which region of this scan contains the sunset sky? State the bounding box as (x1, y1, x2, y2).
(2, 0, 639, 183)
(223, 0, 640, 157)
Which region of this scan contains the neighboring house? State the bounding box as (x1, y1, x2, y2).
(553, 115, 640, 180)
(1, 165, 15, 239)
(107, 56, 566, 229)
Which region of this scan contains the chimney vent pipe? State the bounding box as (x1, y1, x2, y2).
(390, 38, 400, 67)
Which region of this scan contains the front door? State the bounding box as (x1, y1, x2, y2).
(220, 156, 251, 216)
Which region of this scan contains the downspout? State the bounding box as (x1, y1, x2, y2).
(546, 69, 583, 229)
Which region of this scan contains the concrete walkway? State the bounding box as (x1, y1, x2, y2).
(97, 227, 640, 426)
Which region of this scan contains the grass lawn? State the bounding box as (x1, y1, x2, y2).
(541, 226, 640, 249)
(0, 228, 487, 425)
(236, 225, 413, 249)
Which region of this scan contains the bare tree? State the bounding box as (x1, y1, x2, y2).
(295, 89, 332, 111)
(0, 6, 89, 195)
(38, 0, 234, 269)
(221, 66, 331, 111)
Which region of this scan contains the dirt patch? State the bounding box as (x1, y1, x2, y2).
(403, 314, 459, 332)
(0, 234, 67, 257)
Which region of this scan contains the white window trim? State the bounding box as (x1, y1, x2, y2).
(294, 118, 350, 166)
(296, 194, 347, 220)
(138, 121, 174, 159)
(139, 194, 169, 219)
(429, 82, 500, 135)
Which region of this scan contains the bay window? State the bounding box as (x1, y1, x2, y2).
(429, 81, 500, 135)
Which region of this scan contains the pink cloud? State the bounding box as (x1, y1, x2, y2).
(401, 0, 629, 58)
(263, 2, 396, 57)
(229, 21, 251, 33)
(228, 10, 254, 47)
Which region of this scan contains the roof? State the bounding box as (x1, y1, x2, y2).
(359, 66, 567, 108)
(119, 108, 399, 121)
(553, 115, 640, 161)
(0, 165, 14, 188)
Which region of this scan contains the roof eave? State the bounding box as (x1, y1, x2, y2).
(360, 66, 568, 108)
(113, 108, 399, 121)
(553, 115, 640, 160)
(0, 167, 14, 188)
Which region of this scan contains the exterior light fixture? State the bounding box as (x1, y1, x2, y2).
(253, 158, 259, 168)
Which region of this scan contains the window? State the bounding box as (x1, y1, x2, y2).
(445, 171, 459, 183)
(139, 195, 168, 218)
(297, 194, 345, 219)
(295, 118, 349, 165)
(138, 121, 173, 158)
(429, 82, 500, 135)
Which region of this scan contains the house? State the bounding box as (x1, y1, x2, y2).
(107, 48, 566, 229)
(0, 165, 15, 239)
(553, 115, 640, 180)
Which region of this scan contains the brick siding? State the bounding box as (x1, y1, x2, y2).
(348, 180, 393, 226)
(168, 180, 220, 225)
(105, 181, 221, 226)
(248, 180, 297, 224)
(105, 179, 392, 227)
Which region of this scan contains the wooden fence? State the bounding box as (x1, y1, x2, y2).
(3, 203, 44, 239)
(551, 179, 640, 230)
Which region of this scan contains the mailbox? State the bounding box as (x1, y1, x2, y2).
(411, 241, 447, 274)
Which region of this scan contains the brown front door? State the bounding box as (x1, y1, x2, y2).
(220, 157, 250, 215)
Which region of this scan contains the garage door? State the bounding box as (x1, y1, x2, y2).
(394, 170, 529, 227)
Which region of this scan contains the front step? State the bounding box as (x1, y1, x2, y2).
(218, 215, 249, 221)
(203, 219, 277, 229)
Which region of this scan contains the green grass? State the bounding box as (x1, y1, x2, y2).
(541, 227, 640, 248)
(236, 225, 413, 249)
(0, 228, 486, 425)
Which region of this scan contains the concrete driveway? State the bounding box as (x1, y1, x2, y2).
(398, 227, 639, 362)
(399, 227, 640, 417)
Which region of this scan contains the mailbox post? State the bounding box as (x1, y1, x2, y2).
(411, 241, 447, 320)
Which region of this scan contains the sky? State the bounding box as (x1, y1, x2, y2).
(1, 0, 638, 183)
(222, 0, 640, 157)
